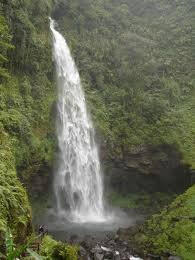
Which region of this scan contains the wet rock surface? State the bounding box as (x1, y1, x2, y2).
(103, 144, 191, 194)
(39, 218, 181, 260)
(77, 234, 143, 260)
(75, 231, 181, 260)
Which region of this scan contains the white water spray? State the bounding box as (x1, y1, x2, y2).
(50, 19, 106, 223)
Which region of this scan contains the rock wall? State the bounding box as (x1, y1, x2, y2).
(102, 144, 191, 193)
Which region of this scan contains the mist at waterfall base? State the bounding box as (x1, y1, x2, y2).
(45, 19, 140, 239)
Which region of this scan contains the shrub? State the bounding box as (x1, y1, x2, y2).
(40, 235, 78, 260)
(132, 185, 195, 259)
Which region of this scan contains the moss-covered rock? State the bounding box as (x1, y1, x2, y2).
(40, 235, 78, 260)
(104, 144, 191, 194)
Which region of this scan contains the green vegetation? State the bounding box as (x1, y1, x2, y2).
(0, 15, 13, 78)
(0, 124, 32, 250)
(55, 0, 194, 166)
(0, 229, 27, 260)
(132, 185, 195, 259)
(0, 0, 56, 251)
(0, 230, 78, 259)
(0, 0, 194, 257)
(0, 0, 56, 189)
(108, 192, 176, 213)
(0, 229, 41, 260)
(40, 235, 78, 260)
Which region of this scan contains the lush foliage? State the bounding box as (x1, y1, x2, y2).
(132, 185, 195, 259)
(0, 0, 194, 256)
(0, 229, 41, 260)
(0, 15, 13, 78)
(54, 0, 194, 166)
(0, 124, 32, 250)
(0, 0, 56, 252)
(40, 235, 78, 260)
(0, 0, 56, 190)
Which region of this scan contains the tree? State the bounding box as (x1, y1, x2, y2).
(0, 15, 13, 79)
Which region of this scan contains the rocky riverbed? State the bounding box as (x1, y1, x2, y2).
(77, 232, 143, 260)
(35, 208, 181, 260)
(48, 227, 181, 260)
(74, 230, 181, 260)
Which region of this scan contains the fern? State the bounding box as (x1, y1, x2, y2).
(2, 229, 43, 260)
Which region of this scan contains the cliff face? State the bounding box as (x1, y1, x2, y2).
(102, 144, 191, 193)
(52, 0, 193, 193)
(0, 0, 56, 243)
(1, 1, 56, 185)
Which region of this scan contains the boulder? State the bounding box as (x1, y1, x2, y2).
(94, 253, 104, 260)
(168, 256, 181, 260)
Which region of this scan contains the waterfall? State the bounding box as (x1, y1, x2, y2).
(50, 19, 105, 223)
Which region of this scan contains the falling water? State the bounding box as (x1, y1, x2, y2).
(50, 19, 105, 223)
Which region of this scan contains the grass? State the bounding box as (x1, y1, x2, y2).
(182, 192, 195, 259)
(108, 192, 176, 213)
